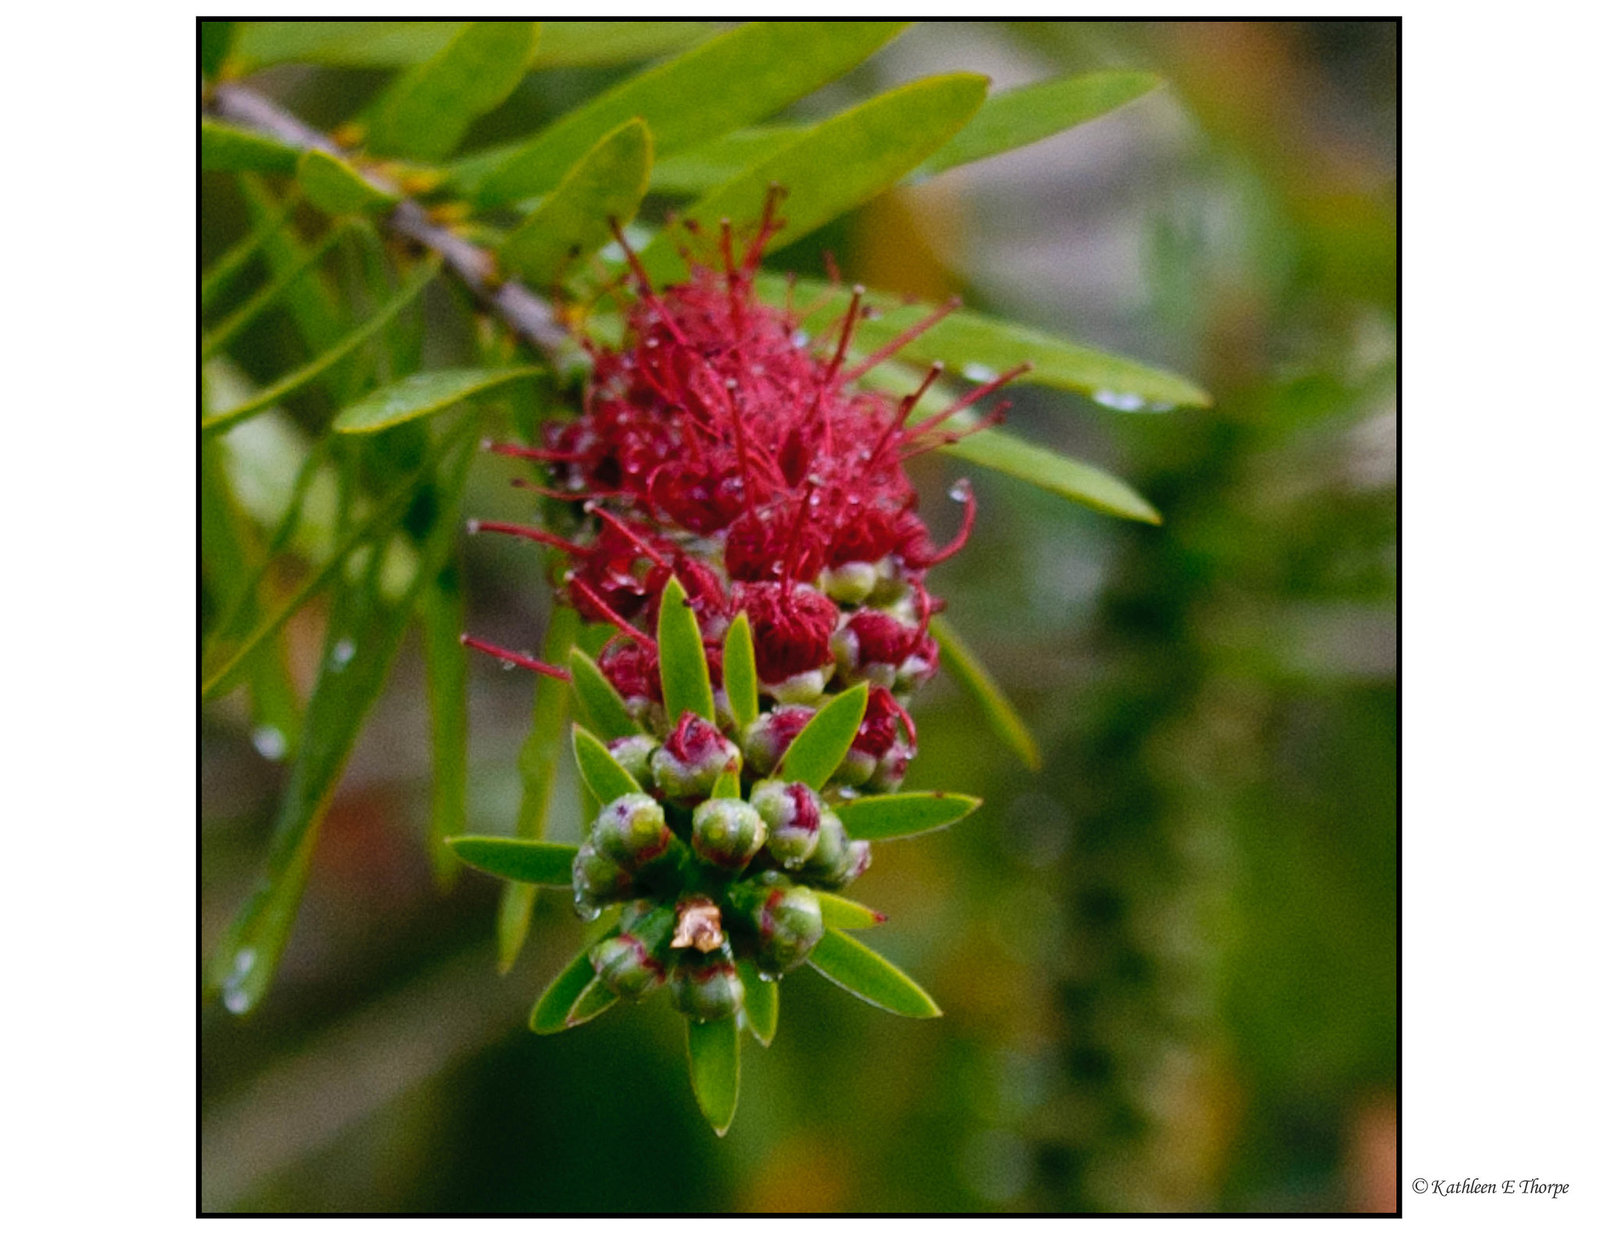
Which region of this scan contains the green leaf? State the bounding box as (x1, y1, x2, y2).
(642, 73, 987, 283)
(499, 606, 579, 973)
(201, 119, 300, 174)
(778, 682, 869, 790)
(499, 120, 653, 286)
(815, 890, 887, 931)
(568, 648, 644, 740)
(567, 976, 621, 1027)
(446, 836, 579, 885)
(535, 21, 722, 67)
(657, 575, 715, 725)
(465, 21, 907, 206)
(238, 178, 345, 357)
(649, 125, 804, 196)
(928, 615, 1041, 772)
(942, 428, 1161, 524)
(421, 567, 468, 887)
(201, 224, 348, 362)
(201, 193, 298, 312)
(737, 960, 779, 1047)
(711, 768, 741, 801)
(333, 366, 538, 434)
(572, 724, 643, 803)
(832, 791, 982, 840)
(296, 148, 397, 216)
(914, 71, 1163, 179)
(686, 1016, 741, 1135)
(201, 255, 442, 438)
(530, 944, 611, 1033)
(366, 21, 539, 161)
(200, 20, 235, 79)
(208, 434, 475, 1014)
(808, 929, 941, 1018)
(722, 612, 759, 729)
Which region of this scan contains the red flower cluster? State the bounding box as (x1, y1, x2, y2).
(474, 199, 1020, 783)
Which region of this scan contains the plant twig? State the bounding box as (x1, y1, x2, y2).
(207, 82, 568, 358)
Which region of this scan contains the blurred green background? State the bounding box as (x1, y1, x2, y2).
(201, 20, 1396, 1213)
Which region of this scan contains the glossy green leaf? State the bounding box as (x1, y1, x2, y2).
(201, 256, 441, 438)
(201, 193, 298, 312)
(499, 606, 579, 973)
(535, 22, 722, 67)
(366, 22, 539, 161)
(333, 366, 538, 434)
(499, 120, 653, 286)
(572, 724, 643, 803)
(465, 22, 907, 206)
(201, 224, 348, 362)
(530, 943, 611, 1033)
(644, 125, 802, 195)
(711, 768, 741, 801)
(778, 682, 869, 791)
(737, 960, 779, 1047)
(687, 1016, 741, 1135)
(296, 148, 397, 216)
(567, 976, 621, 1027)
(942, 428, 1161, 524)
(208, 435, 475, 1014)
(815, 890, 887, 931)
(421, 565, 468, 887)
(201, 119, 300, 174)
(779, 278, 1210, 410)
(914, 71, 1163, 179)
(568, 648, 643, 740)
(642, 73, 987, 283)
(722, 612, 759, 729)
(832, 791, 982, 840)
(657, 575, 715, 725)
(929, 615, 1041, 772)
(808, 928, 941, 1018)
(446, 837, 579, 885)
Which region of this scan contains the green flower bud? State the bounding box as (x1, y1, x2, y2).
(691, 797, 768, 869)
(591, 792, 673, 869)
(741, 705, 814, 777)
(863, 739, 914, 794)
(605, 735, 658, 788)
(571, 841, 634, 920)
(651, 712, 741, 802)
(801, 813, 871, 888)
(765, 664, 834, 705)
(669, 945, 744, 1022)
(749, 779, 823, 868)
(819, 560, 878, 605)
(727, 876, 823, 976)
(589, 903, 675, 999)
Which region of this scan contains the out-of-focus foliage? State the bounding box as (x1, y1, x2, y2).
(201, 20, 1394, 1214)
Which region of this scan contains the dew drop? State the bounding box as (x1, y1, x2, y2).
(790, 330, 810, 348)
(499, 659, 516, 671)
(1092, 389, 1150, 412)
(330, 638, 356, 669)
(961, 362, 998, 384)
(223, 987, 252, 1014)
(465, 518, 482, 534)
(948, 479, 972, 504)
(757, 970, 779, 984)
(251, 726, 287, 762)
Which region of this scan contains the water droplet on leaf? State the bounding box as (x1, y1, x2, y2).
(251, 727, 287, 762)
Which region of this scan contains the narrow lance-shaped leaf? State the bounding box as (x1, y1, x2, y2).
(366, 21, 539, 161)
(568, 647, 644, 740)
(942, 429, 1161, 525)
(913, 71, 1164, 180)
(832, 791, 982, 841)
(334, 366, 540, 434)
(815, 890, 887, 931)
(572, 724, 644, 803)
(928, 615, 1041, 772)
(201, 193, 299, 311)
(722, 611, 759, 729)
(421, 564, 468, 887)
(466, 22, 907, 205)
(737, 959, 779, 1047)
(535, 22, 721, 67)
(500, 120, 653, 287)
(202, 119, 300, 174)
(778, 682, 869, 791)
(296, 148, 398, 217)
(201, 255, 442, 438)
(657, 575, 715, 725)
(201, 223, 349, 362)
(711, 768, 741, 800)
(530, 942, 616, 1034)
(808, 928, 941, 1018)
(446, 837, 579, 885)
(499, 606, 579, 973)
(649, 126, 804, 196)
(642, 73, 988, 283)
(687, 1016, 741, 1136)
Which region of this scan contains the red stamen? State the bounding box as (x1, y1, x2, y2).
(486, 441, 585, 463)
(461, 634, 572, 681)
(569, 577, 657, 649)
(468, 520, 588, 556)
(587, 503, 671, 569)
(909, 363, 1031, 438)
(840, 297, 961, 383)
(919, 480, 977, 566)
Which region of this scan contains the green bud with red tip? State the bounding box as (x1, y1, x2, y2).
(606, 734, 658, 789)
(691, 797, 767, 870)
(650, 712, 741, 802)
(740, 705, 814, 777)
(802, 810, 872, 889)
(590, 901, 674, 999)
(727, 875, 824, 976)
(749, 779, 823, 868)
(669, 942, 744, 1022)
(571, 841, 635, 920)
(591, 792, 674, 869)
